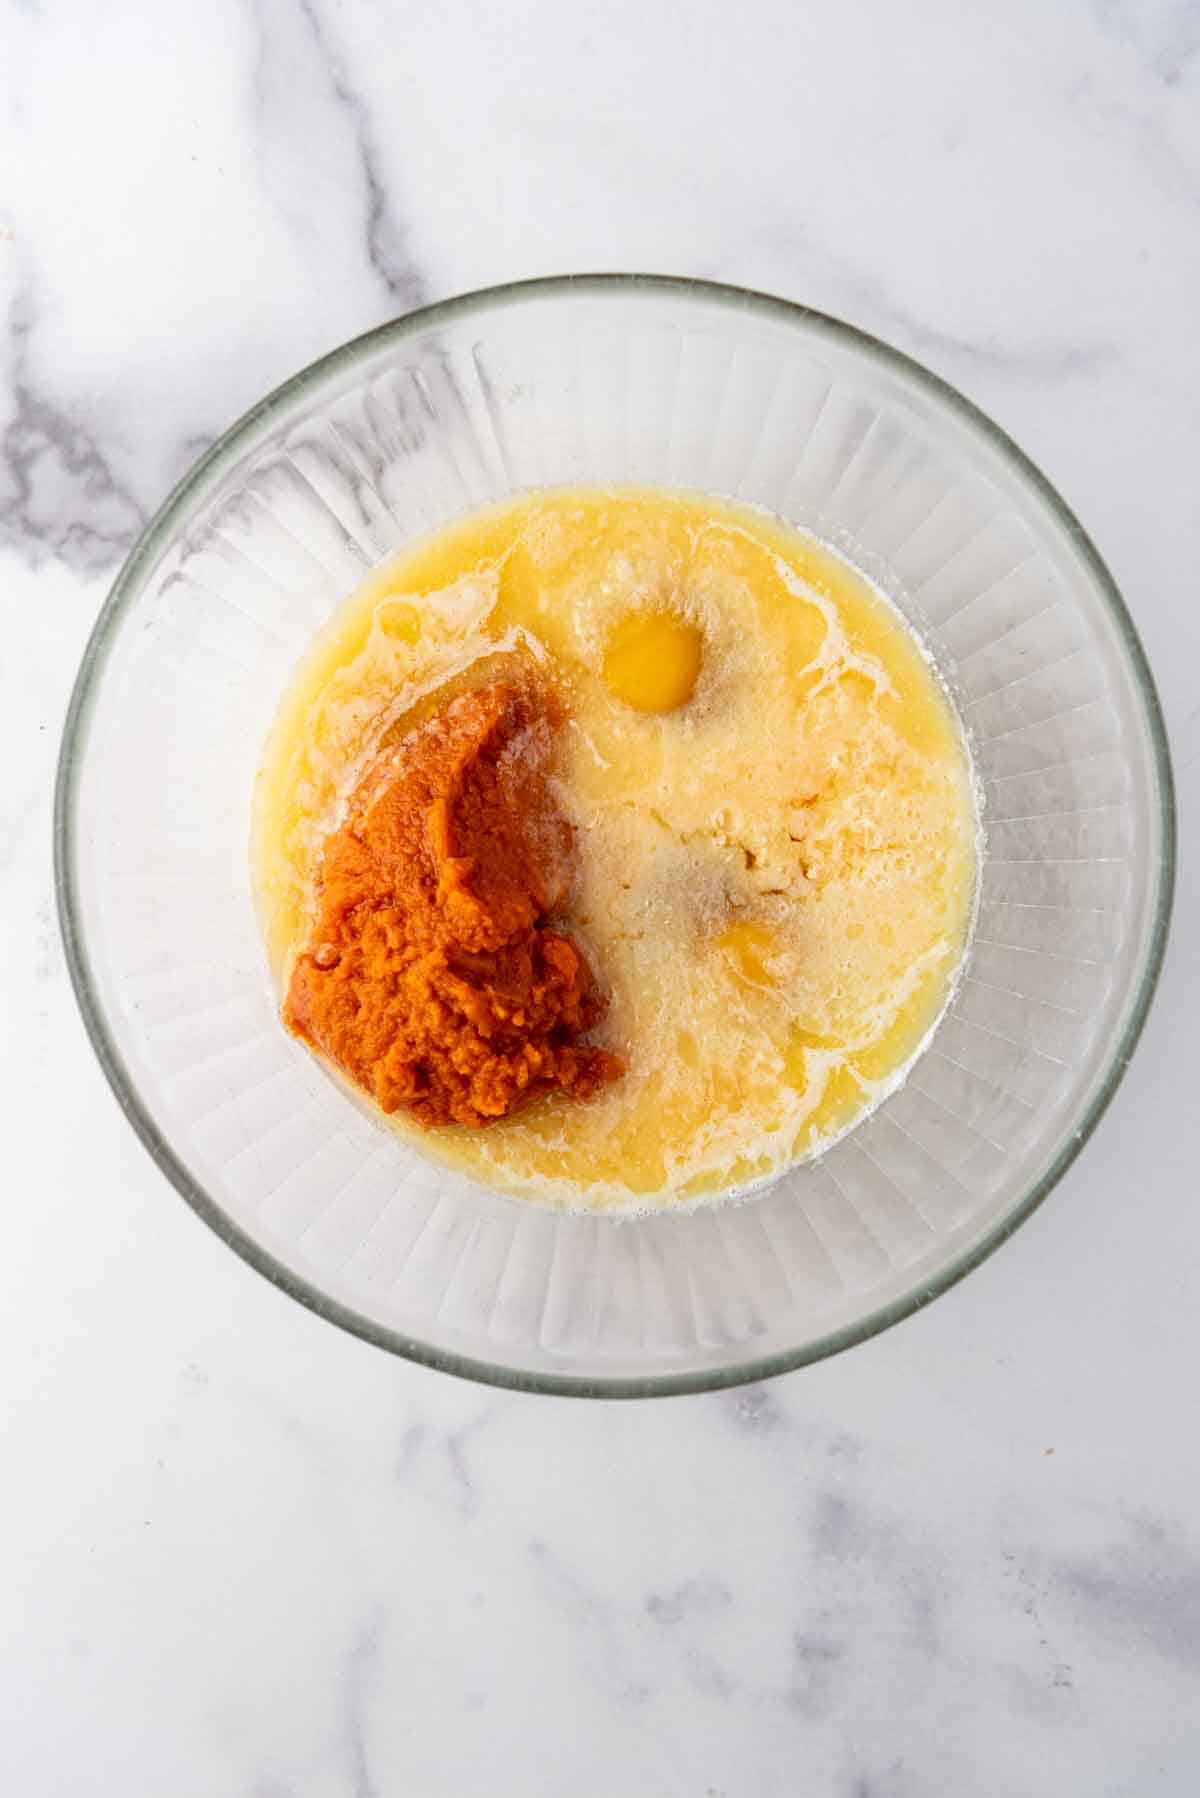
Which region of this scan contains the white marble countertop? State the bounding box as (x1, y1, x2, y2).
(3, 1, 1199, 1791)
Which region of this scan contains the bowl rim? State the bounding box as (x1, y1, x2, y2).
(54, 272, 1177, 1398)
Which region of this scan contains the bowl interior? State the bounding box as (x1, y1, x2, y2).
(59, 279, 1172, 1393)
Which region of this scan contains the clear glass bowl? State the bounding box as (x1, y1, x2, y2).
(55, 277, 1175, 1396)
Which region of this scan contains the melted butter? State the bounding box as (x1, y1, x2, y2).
(253, 488, 977, 1212)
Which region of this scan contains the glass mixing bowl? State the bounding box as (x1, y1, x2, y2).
(55, 277, 1174, 1395)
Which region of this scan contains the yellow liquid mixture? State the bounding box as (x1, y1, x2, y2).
(254, 489, 977, 1210)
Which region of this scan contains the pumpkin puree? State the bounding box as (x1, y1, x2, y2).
(283, 680, 622, 1128)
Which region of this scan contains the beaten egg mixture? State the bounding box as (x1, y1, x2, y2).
(254, 489, 976, 1210)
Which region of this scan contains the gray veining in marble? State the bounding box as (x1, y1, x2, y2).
(2, 0, 1200, 1792)
(1, 275, 147, 571)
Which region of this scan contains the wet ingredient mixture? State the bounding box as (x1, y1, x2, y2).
(254, 488, 977, 1210)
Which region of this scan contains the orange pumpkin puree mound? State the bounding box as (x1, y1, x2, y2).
(283, 680, 623, 1128)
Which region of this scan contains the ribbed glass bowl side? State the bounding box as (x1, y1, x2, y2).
(55, 277, 1174, 1395)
